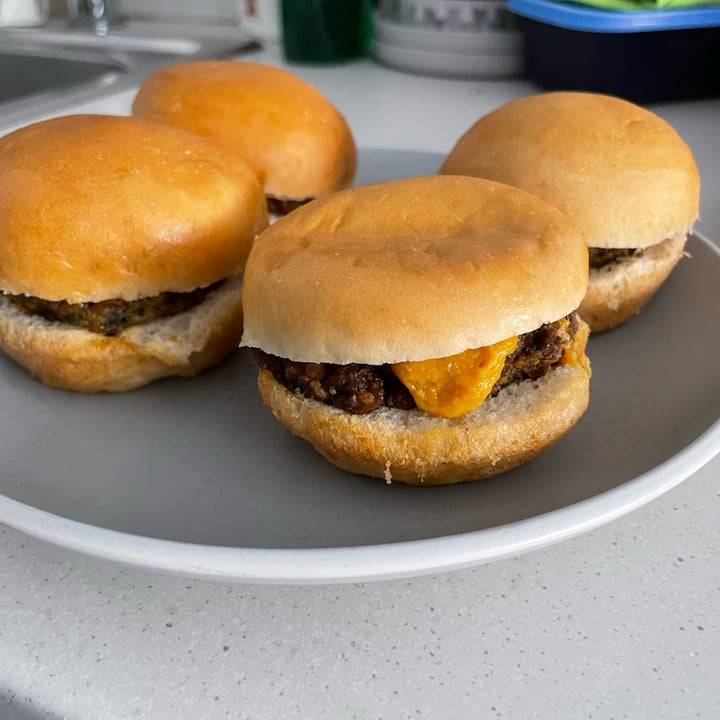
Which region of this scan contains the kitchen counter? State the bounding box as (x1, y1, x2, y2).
(1, 43, 719, 719)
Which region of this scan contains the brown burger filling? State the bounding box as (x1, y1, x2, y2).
(5, 280, 224, 336)
(253, 312, 579, 415)
(266, 197, 313, 217)
(588, 247, 642, 269)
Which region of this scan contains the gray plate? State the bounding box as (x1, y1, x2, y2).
(1, 149, 719, 583)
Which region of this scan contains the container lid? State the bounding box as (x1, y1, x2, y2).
(509, 0, 720, 31)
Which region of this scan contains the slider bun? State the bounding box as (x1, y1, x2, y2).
(257, 320, 591, 485)
(131, 61, 357, 202)
(241, 175, 588, 364)
(441, 92, 700, 250)
(0, 275, 245, 393)
(580, 236, 686, 333)
(0, 114, 268, 303)
(441, 92, 700, 332)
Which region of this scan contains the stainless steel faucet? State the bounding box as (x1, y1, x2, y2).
(67, 0, 124, 35)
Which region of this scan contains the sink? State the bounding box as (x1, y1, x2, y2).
(0, 20, 258, 131)
(1, 48, 127, 105)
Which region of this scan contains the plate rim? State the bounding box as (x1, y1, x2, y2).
(1, 417, 718, 586)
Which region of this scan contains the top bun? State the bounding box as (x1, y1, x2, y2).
(0, 114, 268, 303)
(241, 175, 587, 364)
(441, 92, 700, 249)
(131, 61, 357, 201)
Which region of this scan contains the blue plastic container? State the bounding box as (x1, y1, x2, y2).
(508, 0, 720, 102)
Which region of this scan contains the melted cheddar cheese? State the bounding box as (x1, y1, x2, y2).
(391, 336, 518, 419)
(560, 317, 588, 368)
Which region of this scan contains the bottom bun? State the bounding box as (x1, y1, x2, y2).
(257, 321, 591, 486)
(0, 274, 245, 392)
(581, 235, 686, 333)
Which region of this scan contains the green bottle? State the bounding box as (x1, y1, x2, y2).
(281, 0, 372, 63)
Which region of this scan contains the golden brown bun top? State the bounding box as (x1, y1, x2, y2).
(0, 114, 268, 303)
(131, 60, 357, 201)
(441, 92, 700, 249)
(241, 175, 588, 364)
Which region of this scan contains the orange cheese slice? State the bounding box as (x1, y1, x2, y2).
(391, 336, 518, 419)
(560, 317, 589, 368)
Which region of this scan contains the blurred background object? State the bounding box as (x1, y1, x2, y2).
(0, 0, 48, 26)
(371, 0, 523, 78)
(238, 0, 281, 42)
(509, 0, 720, 103)
(67, 0, 124, 34)
(281, 0, 371, 62)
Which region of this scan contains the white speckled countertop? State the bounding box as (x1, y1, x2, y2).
(1, 41, 719, 720)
